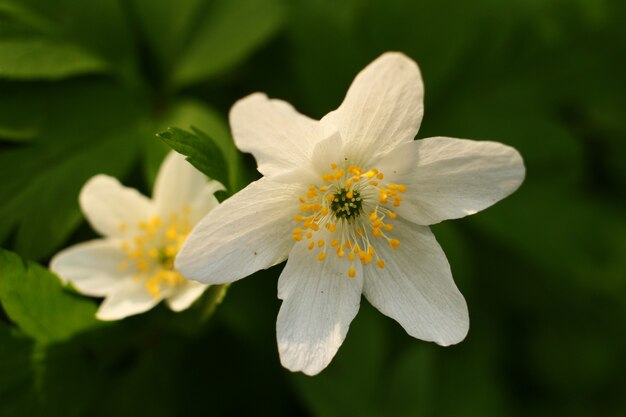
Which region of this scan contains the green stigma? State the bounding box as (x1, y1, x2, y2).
(330, 188, 363, 220)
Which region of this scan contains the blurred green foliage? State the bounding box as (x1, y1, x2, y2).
(0, 0, 624, 416)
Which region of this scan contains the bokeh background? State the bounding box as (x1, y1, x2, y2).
(1, 0, 625, 416)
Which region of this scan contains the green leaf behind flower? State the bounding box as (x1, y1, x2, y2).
(158, 126, 230, 192)
(0, 248, 100, 344)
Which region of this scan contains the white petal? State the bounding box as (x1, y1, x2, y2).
(80, 175, 157, 238)
(277, 240, 363, 376)
(175, 178, 301, 285)
(96, 280, 160, 321)
(229, 93, 333, 179)
(153, 151, 223, 224)
(49, 239, 129, 297)
(321, 52, 424, 165)
(363, 219, 468, 345)
(165, 281, 209, 312)
(393, 137, 525, 225)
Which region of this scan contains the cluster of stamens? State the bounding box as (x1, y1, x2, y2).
(292, 162, 407, 278)
(118, 208, 192, 298)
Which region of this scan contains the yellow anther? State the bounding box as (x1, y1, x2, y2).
(346, 240, 352, 249)
(317, 251, 326, 261)
(384, 223, 394, 231)
(348, 268, 356, 279)
(166, 227, 178, 241)
(294, 214, 304, 221)
(334, 168, 345, 179)
(337, 246, 345, 258)
(346, 190, 354, 199)
(389, 239, 400, 250)
(377, 173, 384, 180)
(348, 252, 355, 262)
(308, 241, 315, 250)
(312, 203, 321, 212)
(310, 223, 320, 231)
(326, 223, 336, 232)
(372, 228, 383, 238)
(150, 216, 162, 227)
(397, 184, 407, 192)
(363, 170, 376, 179)
(293, 234, 303, 241)
(388, 212, 397, 219)
(300, 204, 311, 211)
(326, 194, 336, 202)
(299, 197, 306, 203)
(369, 211, 377, 221)
(331, 239, 339, 247)
(164, 246, 177, 257)
(372, 218, 383, 228)
(344, 179, 353, 188)
(137, 260, 150, 273)
(321, 206, 329, 215)
(370, 181, 378, 186)
(318, 240, 325, 248)
(393, 201, 401, 207)
(377, 259, 385, 269)
(368, 247, 375, 256)
(331, 163, 338, 170)
(319, 186, 328, 192)
(322, 173, 335, 182)
(148, 248, 159, 258)
(293, 228, 304, 234)
(306, 232, 313, 239)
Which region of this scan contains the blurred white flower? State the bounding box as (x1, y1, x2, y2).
(176, 52, 525, 375)
(51, 152, 223, 320)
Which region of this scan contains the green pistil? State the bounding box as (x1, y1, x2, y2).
(330, 188, 362, 220)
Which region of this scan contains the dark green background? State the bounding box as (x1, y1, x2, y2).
(1, 0, 625, 415)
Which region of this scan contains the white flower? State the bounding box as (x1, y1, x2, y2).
(176, 52, 525, 375)
(50, 152, 223, 320)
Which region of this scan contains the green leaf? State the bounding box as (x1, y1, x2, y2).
(0, 80, 144, 260)
(127, 0, 207, 87)
(0, 38, 108, 80)
(0, 248, 100, 344)
(0, 324, 39, 415)
(171, 0, 286, 88)
(144, 99, 241, 191)
(158, 126, 229, 191)
(0, 0, 139, 84)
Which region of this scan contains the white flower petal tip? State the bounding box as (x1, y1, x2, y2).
(363, 220, 470, 347)
(229, 93, 332, 180)
(321, 51, 424, 164)
(276, 241, 363, 376)
(390, 137, 526, 225)
(51, 151, 224, 320)
(179, 51, 523, 373)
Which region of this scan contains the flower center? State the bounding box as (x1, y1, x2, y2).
(292, 162, 406, 278)
(330, 188, 363, 220)
(117, 208, 192, 298)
